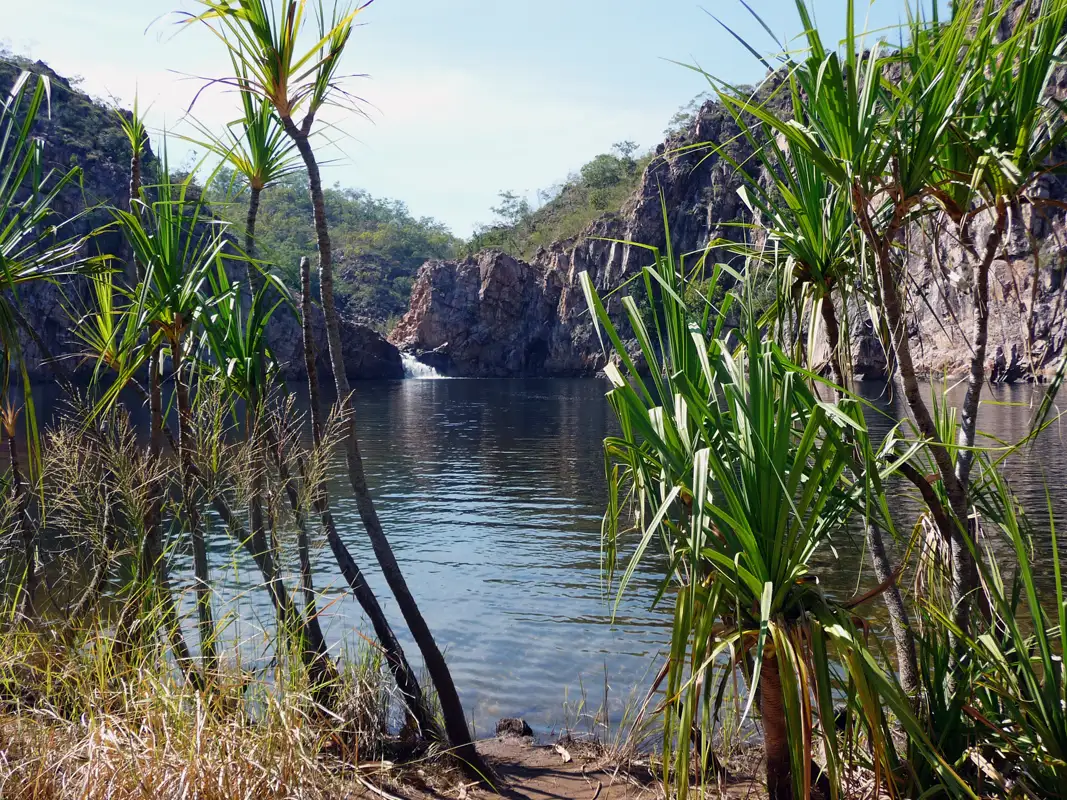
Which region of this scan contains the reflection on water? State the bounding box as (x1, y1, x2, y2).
(21, 377, 1067, 734)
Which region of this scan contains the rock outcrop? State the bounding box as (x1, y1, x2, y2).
(389, 84, 792, 378)
(267, 301, 403, 382)
(393, 67, 1067, 382)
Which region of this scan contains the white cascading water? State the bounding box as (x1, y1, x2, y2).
(400, 352, 445, 379)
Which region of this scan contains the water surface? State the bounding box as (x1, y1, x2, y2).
(28, 376, 1067, 734)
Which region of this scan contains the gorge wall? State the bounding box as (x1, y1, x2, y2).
(391, 64, 1067, 382)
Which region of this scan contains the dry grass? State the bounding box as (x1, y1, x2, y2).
(0, 623, 420, 800)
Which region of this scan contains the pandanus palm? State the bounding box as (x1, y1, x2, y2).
(698, 74, 920, 697)
(717, 0, 1002, 637)
(183, 74, 300, 290)
(184, 1, 489, 774)
(110, 156, 226, 675)
(582, 242, 972, 800)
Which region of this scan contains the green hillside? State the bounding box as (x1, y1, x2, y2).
(462, 142, 652, 260)
(207, 171, 459, 328)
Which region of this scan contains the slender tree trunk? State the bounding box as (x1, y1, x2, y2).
(297, 256, 438, 737)
(245, 185, 263, 293)
(266, 427, 328, 657)
(171, 336, 217, 676)
(144, 345, 202, 689)
(760, 649, 793, 800)
(955, 207, 1006, 488)
(7, 426, 35, 619)
(70, 502, 116, 619)
(204, 485, 333, 683)
(286, 121, 490, 782)
(854, 192, 977, 636)
(246, 401, 275, 621)
(820, 295, 919, 698)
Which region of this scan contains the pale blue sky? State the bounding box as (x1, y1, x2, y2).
(1, 1, 936, 235)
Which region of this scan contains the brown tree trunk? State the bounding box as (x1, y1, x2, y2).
(204, 484, 333, 686)
(760, 649, 793, 800)
(286, 120, 491, 783)
(854, 192, 977, 637)
(265, 427, 329, 660)
(146, 345, 202, 690)
(955, 208, 1006, 488)
(171, 336, 217, 676)
(820, 295, 919, 698)
(245, 185, 263, 292)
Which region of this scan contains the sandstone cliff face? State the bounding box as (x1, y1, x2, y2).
(267, 300, 403, 382)
(389, 89, 794, 378)
(393, 66, 1066, 381)
(1, 59, 402, 384)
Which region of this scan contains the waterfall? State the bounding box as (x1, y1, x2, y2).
(401, 352, 445, 379)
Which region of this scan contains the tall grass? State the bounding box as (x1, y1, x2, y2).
(0, 610, 397, 800)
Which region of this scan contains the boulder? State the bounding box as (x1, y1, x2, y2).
(268, 299, 404, 382)
(495, 718, 534, 739)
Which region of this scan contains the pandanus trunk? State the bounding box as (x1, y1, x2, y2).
(204, 484, 332, 686)
(956, 207, 1006, 489)
(820, 295, 919, 698)
(243, 179, 327, 657)
(854, 195, 979, 637)
(245, 185, 263, 293)
(243, 400, 331, 675)
(297, 256, 436, 734)
(760, 650, 793, 800)
(6, 421, 35, 618)
(145, 345, 201, 689)
(286, 120, 490, 781)
(171, 336, 217, 675)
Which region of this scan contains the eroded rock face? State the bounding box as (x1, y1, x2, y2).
(267, 300, 403, 383)
(389, 94, 778, 377)
(389, 251, 582, 377)
(393, 58, 1067, 381)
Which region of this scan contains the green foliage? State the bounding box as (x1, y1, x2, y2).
(587, 1, 1067, 798)
(465, 142, 652, 260)
(207, 171, 458, 326)
(664, 93, 710, 137)
(583, 234, 971, 799)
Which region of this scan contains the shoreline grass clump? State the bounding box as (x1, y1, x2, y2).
(0, 615, 409, 800)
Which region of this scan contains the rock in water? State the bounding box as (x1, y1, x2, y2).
(495, 718, 534, 739)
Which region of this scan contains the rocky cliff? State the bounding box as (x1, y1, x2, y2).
(392, 60, 1066, 381)
(1, 58, 403, 384)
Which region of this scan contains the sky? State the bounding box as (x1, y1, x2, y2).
(0, 0, 936, 237)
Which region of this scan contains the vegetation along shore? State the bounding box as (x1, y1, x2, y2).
(2, 0, 1067, 798)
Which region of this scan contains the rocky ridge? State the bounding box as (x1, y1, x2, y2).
(391, 46, 1066, 381)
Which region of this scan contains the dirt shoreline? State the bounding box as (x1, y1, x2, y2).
(353, 737, 768, 800)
